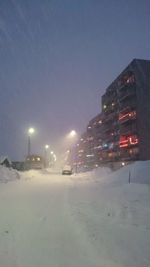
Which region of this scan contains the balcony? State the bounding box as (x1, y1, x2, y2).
(103, 102, 118, 115)
(119, 134, 138, 148)
(119, 119, 137, 135)
(119, 97, 137, 111)
(102, 90, 117, 106)
(103, 110, 118, 123)
(118, 85, 136, 102)
(119, 147, 139, 161)
(119, 110, 136, 124)
(118, 72, 135, 91)
(104, 134, 119, 145)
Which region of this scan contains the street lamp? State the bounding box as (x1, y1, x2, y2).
(50, 151, 54, 155)
(44, 145, 50, 168)
(68, 130, 78, 172)
(45, 144, 49, 150)
(27, 127, 35, 156)
(69, 130, 77, 138)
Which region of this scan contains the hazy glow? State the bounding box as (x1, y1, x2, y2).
(53, 154, 57, 161)
(69, 130, 77, 138)
(28, 128, 35, 135)
(51, 151, 54, 155)
(45, 145, 49, 149)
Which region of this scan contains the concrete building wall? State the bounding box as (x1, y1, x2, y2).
(69, 59, 150, 170)
(132, 59, 150, 160)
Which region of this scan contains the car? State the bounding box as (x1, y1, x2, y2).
(62, 165, 72, 175)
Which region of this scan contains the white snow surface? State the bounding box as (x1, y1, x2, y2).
(0, 161, 150, 266)
(0, 166, 20, 183)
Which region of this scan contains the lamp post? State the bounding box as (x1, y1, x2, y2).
(45, 145, 49, 168)
(28, 128, 35, 156)
(68, 130, 78, 173)
(69, 130, 77, 138)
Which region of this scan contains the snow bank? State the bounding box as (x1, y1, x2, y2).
(89, 160, 150, 185)
(69, 161, 150, 267)
(0, 165, 20, 183)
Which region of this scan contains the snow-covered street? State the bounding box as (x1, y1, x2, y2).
(0, 165, 150, 267)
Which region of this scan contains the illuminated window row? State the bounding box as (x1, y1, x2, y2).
(120, 134, 138, 148)
(119, 110, 136, 121)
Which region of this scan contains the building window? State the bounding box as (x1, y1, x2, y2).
(120, 134, 138, 148)
(119, 110, 136, 121)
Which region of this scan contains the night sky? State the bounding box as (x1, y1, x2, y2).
(0, 0, 150, 160)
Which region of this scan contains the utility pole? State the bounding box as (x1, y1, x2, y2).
(28, 135, 31, 156)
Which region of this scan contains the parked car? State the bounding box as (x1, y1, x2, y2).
(62, 165, 72, 175)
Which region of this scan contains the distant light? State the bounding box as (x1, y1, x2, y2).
(103, 104, 107, 109)
(53, 154, 57, 161)
(112, 103, 115, 107)
(121, 162, 125, 166)
(45, 145, 49, 149)
(50, 151, 54, 155)
(37, 157, 41, 161)
(28, 127, 35, 135)
(103, 143, 108, 148)
(69, 130, 77, 137)
(109, 143, 114, 149)
(73, 144, 76, 148)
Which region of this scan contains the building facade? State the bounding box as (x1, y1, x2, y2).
(69, 59, 150, 169)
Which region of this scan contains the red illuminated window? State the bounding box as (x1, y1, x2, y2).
(78, 150, 84, 153)
(87, 136, 94, 141)
(119, 110, 136, 120)
(120, 134, 138, 148)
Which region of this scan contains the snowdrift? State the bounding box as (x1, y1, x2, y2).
(75, 160, 150, 185)
(0, 165, 20, 183)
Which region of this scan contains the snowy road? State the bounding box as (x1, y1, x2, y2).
(0, 170, 100, 267)
(0, 168, 150, 267)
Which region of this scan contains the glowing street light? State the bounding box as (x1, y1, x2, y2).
(50, 151, 54, 155)
(27, 127, 35, 156)
(28, 127, 35, 135)
(45, 144, 49, 150)
(69, 130, 77, 138)
(44, 145, 50, 168)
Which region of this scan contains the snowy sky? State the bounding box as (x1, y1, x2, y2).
(0, 0, 150, 160)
